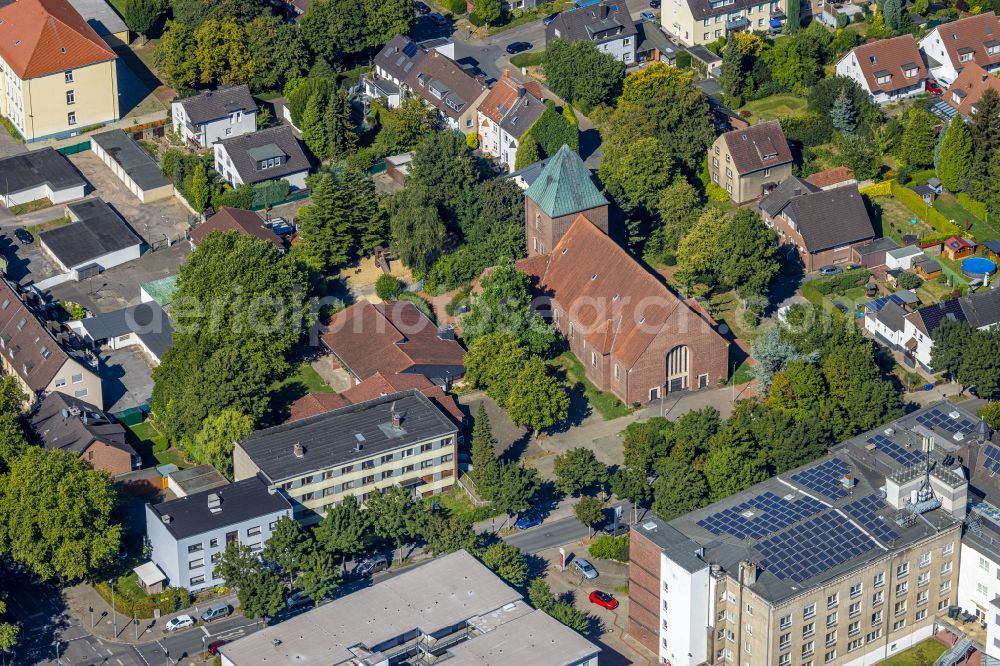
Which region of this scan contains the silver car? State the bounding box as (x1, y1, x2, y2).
(572, 558, 598, 579)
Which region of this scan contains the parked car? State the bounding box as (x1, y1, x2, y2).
(599, 523, 629, 538)
(164, 615, 195, 632)
(640, 11, 657, 21)
(200, 603, 231, 623)
(926, 79, 943, 96)
(818, 265, 842, 276)
(286, 591, 312, 610)
(589, 590, 619, 610)
(649, 0, 661, 6)
(267, 217, 295, 236)
(572, 558, 599, 579)
(428, 11, 448, 26)
(515, 513, 542, 529)
(833, 301, 848, 314)
(354, 553, 389, 576)
(543, 11, 560, 25)
(13, 227, 32, 245)
(506, 41, 532, 54)
(207, 640, 227, 655)
(414, 0, 431, 15)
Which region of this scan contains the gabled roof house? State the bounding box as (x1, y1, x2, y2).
(836, 35, 927, 104)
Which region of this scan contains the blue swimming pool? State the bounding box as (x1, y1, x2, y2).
(962, 257, 997, 278)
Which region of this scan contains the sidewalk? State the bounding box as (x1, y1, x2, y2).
(62, 583, 240, 644)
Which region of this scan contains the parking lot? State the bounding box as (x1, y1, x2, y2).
(0, 230, 62, 285)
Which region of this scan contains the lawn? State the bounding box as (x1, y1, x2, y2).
(278, 361, 335, 394)
(872, 196, 937, 244)
(550, 351, 633, 420)
(880, 638, 946, 665)
(934, 192, 999, 243)
(726, 359, 754, 385)
(425, 487, 502, 523)
(126, 419, 191, 469)
(739, 94, 809, 122)
(9, 198, 53, 216)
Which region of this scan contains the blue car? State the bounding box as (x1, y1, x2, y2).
(640, 11, 657, 22)
(516, 513, 542, 529)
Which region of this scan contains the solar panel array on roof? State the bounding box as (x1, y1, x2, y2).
(790, 458, 852, 500)
(867, 434, 924, 466)
(916, 408, 977, 436)
(842, 494, 899, 545)
(696, 492, 826, 540)
(403, 41, 418, 57)
(983, 444, 1000, 475)
(757, 512, 878, 582)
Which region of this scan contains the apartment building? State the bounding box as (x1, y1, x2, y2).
(0, 0, 119, 142)
(630, 400, 979, 666)
(218, 550, 601, 666)
(233, 390, 458, 525)
(171, 85, 258, 148)
(546, 0, 638, 64)
(709, 121, 794, 205)
(661, 0, 787, 47)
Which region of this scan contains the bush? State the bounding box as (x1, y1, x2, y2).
(375, 273, 402, 301)
(859, 181, 892, 197)
(781, 113, 834, 147)
(897, 271, 923, 290)
(589, 535, 629, 562)
(751, 82, 791, 100)
(445, 286, 472, 317)
(152, 438, 169, 453)
(706, 182, 729, 202)
(895, 166, 914, 185)
(813, 268, 870, 295)
(958, 193, 987, 220)
(466, 133, 479, 149)
(510, 51, 545, 68)
(440, 0, 467, 14)
(396, 291, 435, 322)
(675, 51, 692, 69)
(467, 11, 484, 25)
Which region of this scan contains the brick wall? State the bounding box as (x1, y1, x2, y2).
(525, 198, 609, 257)
(82, 440, 133, 477)
(765, 210, 871, 272)
(629, 527, 663, 656)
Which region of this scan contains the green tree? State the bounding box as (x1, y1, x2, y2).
(302, 93, 330, 159)
(153, 21, 199, 89)
(898, 108, 938, 168)
(553, 448, 608, 496)
(189, 409, 254, 477)
(188, 162, 209, 212)
(703, 442, 768, 501)
(299, 0, 369, 62)
(646, 178, 703, 261)
(0, 413, 27, 474)
(836, 132, 881, 180)
(479, 542, 529, 586)
(475, 0, 502, 24)
(830, 89, 856, 133)
(547, 599, 591, 633)
(375, 274, 402, 301)
(463, 333, 532, 403)
(370, 98, 438, 156)
(652, 456, 709, 520)
(470, 404, 500, 494)
(527, 101, 579, 158)
(598, 136, 674, 218)
(544, 39, 625, 109)
(325, 91, 356, 158)
(194, 18, 254, 86)
(573, 496, 605, 538)
(930, 318, 972, 382)
(295, 544, 340, 605)
(0, 600, 17, 652)
(213, 541, 260, 586)
(314, 496, 368, 570)
(366, 485, 424, 562)
(807, 76, 882, 134)
(897, 271, 923, 290)
(528, 577, 556, 611)
(715, 209, 780, 298)
(407, 131, 479, 230)
(246, 15, 308, 93)
(388, 189, 446, 273)
(786, 0, 802, 32)
(768, 360, 828, 420)
(881, 0, 902, 30)
(938, 115, 973, 192)
(364, 0, 413, 47)
(262, 516, 310, 585)
(970, 89, 1000, 204)
(295, 171, 354, 271)
(462, 264, 556, 355)
(504, 356, 570, 432)
(610, 465, 652, 523)
(122, 0, 165, 43)
(980, 402, 1000, 430)
(170, 0, 269, 27)
(621, 418, 670, 473)
(0, 448, 121, 580)
(514, 133, 542, 170)
(762, 37, 822, 91)
(422, 513, 478, 556)
(489, 462, 540, 524)
(238, 568, 285, 621)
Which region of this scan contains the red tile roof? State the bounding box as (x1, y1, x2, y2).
(931, 12, 1000, 72)
(288, 372, 463, 425)
(321, 300, 466, 381)
(848, 35, 926, 93)
(479, 70, 544, 124)
(806, 166, 855, 189)
(517, 216, 724, 368)
(944, 62, 1000, 117)
(0, 0, 117, 80)
(191, 207, 284, 249)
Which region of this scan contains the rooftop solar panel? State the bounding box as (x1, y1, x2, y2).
(867, 434, 924, 467)
(915, 408, 976, 437)
(842, 494, 899, 545)
(790, 458, 852, 500)
(983, 444, 1000, 475)
(757, 511, 878, 582)
(696, 492, 825, 541)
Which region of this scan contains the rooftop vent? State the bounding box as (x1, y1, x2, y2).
(949, 410, 961, 420)
(208, 493, 222, 514)
(642, 520, 657, 531)
(391, 405, 404, 429)
(884, 427, 896, 436)
(293, 442, 305, 458)
(841, 473, 855, 489)
(355, 433, 365, 451)
(161, 514, 172, 524)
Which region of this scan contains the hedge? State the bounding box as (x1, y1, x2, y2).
(812, 268, 870, 296)
(957, 193, 988, 221)
(93, 580, 191, 619)
(440, 0, 466, 13)
(859, 181, 891, 197)
(589, 535, 629, 562)
(889, 181, 962, 236)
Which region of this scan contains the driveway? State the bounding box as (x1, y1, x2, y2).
(0, 229, 63, 285)
(0, 126, 26, 158)
(68, 150, 193, 243)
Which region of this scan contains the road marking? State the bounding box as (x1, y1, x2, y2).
(107, 648, 114, 655)
(133, 646, 152, 666)
(201, 626, 209, 636)
(117, 659, 124, 665)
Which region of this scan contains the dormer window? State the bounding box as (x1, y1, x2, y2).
(869, 55, 877, 65)
(959, 52, 973, 63)
(16, 317, 26, 331)
(988, 44, 1000, 55)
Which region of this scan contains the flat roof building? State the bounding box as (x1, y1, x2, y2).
(218, 549, 600, 666)
(0, 148, 87, 208)
(630, 400, 975, 665)
(90, 129, 173, 202)
(234, 389, 459, 524)
(40, 198, 143, 278)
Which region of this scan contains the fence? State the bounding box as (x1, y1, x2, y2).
(57, 140, 91, 156)
(249, 188, 311, 211)
(111, 404, 149, 426)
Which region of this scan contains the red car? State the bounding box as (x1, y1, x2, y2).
(589, 590, 619, 610)
(926, 80, 943, 96)
(208, 640, 227, 655)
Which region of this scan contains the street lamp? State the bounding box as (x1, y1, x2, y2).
(110, 578, 117, 637)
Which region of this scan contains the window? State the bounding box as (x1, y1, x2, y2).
(874, 572, 885, 587)
(894, 601, 906, 616)
(941, 562, 953, 575)
(420, 443, 434, 453)
(188, 543, 203, 553)
(940, 581, 952, 594)
(54, 378, 66, 388)
(847, 638, 863, 652)
(939, 598, 951, 611)
(779, 632, 791, 649)
(225, 128, 232, 136)
(826, 612, 837, 627)
(381, 470, 393, 480)
(65, 70, 73, 83)
(74, 389, 88, 398)
(361, 460, 375, 470)
(87, 451, 93, 460)
(745, 623, 752, 635)
(381, 454, 393, 464)
(779, 614, 792, 630)
(210, 538, 219, 547)
(189, 558, 204, 570)
(919, 551, 931, 567)
(827, 593, 839, 609)
(917, 590, 928, 605)
(825, 650, 836, 663)
(850, 583, 863, 598)
(420, 460, 433, 469)
(915, 608, 927, 621)
(893, 619, 905, 631)
(803, 603, 816, 620)
(978, 583, 989, 596)
(825, 630, 837, 646)
(726, 167, 733, 178)
(190, 575, 205, 586)
(802, 641, 814, 658)
(848, 621, 860, 636)
(72, 373, 83, 384)
(66, 90, 74, 105)
(591, 351, 597, 367)
(745, 603, 753, 616)
(362, 475, 375, 484)
(301, 492, 313, 501)
(67, 112, 76, 126)
(849, 601, 861, 617)
(614, 365, 621, 380)
(211, 553, 221, 564)
(917, 572, 929, 587)
(980, 556, 990, 572)
(943, 542, 954, 556)
(895, 582, 908, 597)
(872, 610, 883, 625)
(764, 167, 770, 177)
(960, 52, 973, 62)
(803, 622, 815, 638)
(873, 591, 884, 606)
(896, 562, 909, 578)
(868, 629, 883, 642)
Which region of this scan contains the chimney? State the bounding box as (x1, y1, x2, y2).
(293, 442, 305, 458)
(391, 404, 403, 429)
(503, 68, 511, 78)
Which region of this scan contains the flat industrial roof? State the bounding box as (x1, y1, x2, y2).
(0, 148, 87, 195)
(239, 390, 457, 483)
(91, 129, 170, 191)
(40, 198, 142, 268)
(218, 550, 598, 666)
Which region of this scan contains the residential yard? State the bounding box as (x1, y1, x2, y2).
(934, 192, 999, 243)
(739, 94, 808, 122)
(872, 196, 937, 243)
(550, 352, 632, 420)
(880, 638, 946, 665)
(425, 487, 502, 523)
(281, 361, 336, 394)
(126, 419, 191, 469)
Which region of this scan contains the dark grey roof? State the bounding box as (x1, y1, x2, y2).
(374, 35, 427, 85)
(855, 237, 899, 255)
(687, 45, 721, 64)
(241, 390, 458, 483)
(961, 287, 1000, 329)
(497, 91, 544, 140)
(636, 21, 676, 56)
(148, 477, 292, 540)
(218, 126, 310, 185)
(0, 148, 86, 196)
(547, 0, 638, 44)
(29, 392, 130, 456)
(90, 130, 170, 191)
(875, 300, 907, 332)
(914, 297, 967, 336)
(177, 85, 256, 125)
(759, 176, 820, 218)
(76, 301, 173, 359)
(507, 156, 553, 188)
(40, 199, 143, 269)
(682, 0, 770, 20)
(764, 183, 875, 252)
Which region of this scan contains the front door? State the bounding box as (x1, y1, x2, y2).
(666, 346, 690, 393)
